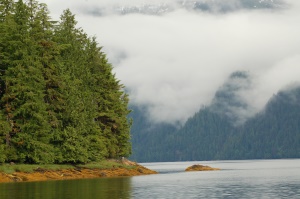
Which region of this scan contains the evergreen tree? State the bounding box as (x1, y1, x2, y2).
(53, 9, 132, 162)
(87, 38, 131, 158)
(0, 1, 132, 164)
(0, 0, 15, 162)
(1, 0, 55, 163)
(51, 9, 92, 163)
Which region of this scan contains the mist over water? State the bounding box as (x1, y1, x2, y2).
(41, 0, 300, 124)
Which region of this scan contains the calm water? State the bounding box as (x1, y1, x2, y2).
(0, 159, 300, 198)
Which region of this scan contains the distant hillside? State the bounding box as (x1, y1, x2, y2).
(225, 86, 300, 159)
(129, 105, 177, 162)
(129, 72, 300, 162)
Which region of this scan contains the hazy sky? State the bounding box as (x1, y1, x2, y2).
(40, 0, 300, 124)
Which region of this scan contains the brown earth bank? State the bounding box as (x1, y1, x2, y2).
(185, 164, 220, 172)
(0, 160, 157, 183)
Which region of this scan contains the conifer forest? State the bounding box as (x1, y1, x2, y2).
(0, 0, 131, 164)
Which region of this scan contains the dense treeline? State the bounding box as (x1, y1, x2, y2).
(0, 0, 131, 164)
(225, 87, 300, 159)
(130, 72, 300, 162)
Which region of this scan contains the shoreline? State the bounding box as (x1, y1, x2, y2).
(0, 160, 157, 183)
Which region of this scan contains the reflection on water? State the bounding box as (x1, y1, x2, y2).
(0, 177, 131, 199)
(0, 159, 300, 199)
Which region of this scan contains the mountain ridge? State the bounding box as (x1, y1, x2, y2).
(129, 71, 300, 162)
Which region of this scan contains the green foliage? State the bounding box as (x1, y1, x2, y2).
(0, 163, 73, 174)
(79, 160, 135, 170)
(0, 160, 134, 174)
(0, 145, 6, 163)
(0, 1, 131, 164)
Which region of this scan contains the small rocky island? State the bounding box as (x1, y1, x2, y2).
(185, 164, 220, 172)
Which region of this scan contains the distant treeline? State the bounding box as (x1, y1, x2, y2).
(130, 72, 300, 162)
(0, 0, 131, 164)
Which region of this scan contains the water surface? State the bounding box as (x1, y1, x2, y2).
(0, 159, 299, 198)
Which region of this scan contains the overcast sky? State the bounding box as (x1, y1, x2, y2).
(40, 0, 300, 124)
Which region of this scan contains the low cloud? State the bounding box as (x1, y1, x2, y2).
(41, 0, 300, 124)
(42, 0, 286, 16)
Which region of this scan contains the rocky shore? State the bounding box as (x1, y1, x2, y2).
(0, 160, 157, 183)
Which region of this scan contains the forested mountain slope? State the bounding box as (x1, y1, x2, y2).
(129, 105, 177, 162)
(130, 72, 300, 162)
(225, 86, 300, 159)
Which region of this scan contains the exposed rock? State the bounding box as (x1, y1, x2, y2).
(34, 167, 46, 173)
(185, 164, 220, 172)
(119, 157, 138, 166)
(137, 168, 143, 173)
(0, 162, 157, 183)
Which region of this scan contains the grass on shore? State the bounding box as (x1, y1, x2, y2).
(78, 160, 135, 170)
(0, 160, 135, 174)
